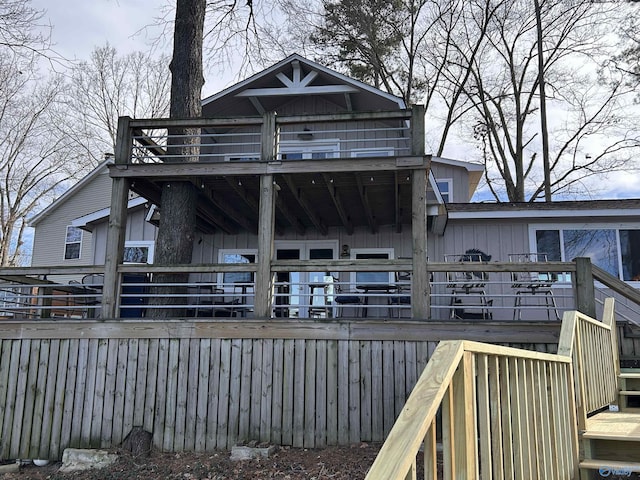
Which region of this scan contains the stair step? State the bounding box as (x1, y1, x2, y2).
(584, 412, 640, 441)
(619, 390, 640, 396)
(580, 459, 640, 473)
(619, 372, 640, 379)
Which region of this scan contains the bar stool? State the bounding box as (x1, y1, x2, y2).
(510, 253, 559, 320)
(445, 251, 492, 320)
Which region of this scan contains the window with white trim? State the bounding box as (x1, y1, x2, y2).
(123, 241, 155, 264)
(217, 249, 257, 286)
(436, 179, 452, 203)
(531, 225, 640, 282)
(351, 148, 394, 158)
(279, 140, 340, 160)
(64, 226, 82, 260)
(350, 248, 394, 285)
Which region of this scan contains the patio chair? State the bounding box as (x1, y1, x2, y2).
(509, 253, 559, 320)
(445, 250, 492, 320)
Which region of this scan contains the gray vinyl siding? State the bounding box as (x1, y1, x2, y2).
(91, 206, 157, 264)
(430, 163, 471, 203)
(31, 170, 113, 268)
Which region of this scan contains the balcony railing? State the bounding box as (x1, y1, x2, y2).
(1, 259, 638, 323)
(124, 110, 415, 166)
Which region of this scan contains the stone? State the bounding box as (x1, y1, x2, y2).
(58, 448, 118, 473)
(230, 444, 277, 461)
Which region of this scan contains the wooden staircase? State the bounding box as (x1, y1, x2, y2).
(578, 370, 640, 478)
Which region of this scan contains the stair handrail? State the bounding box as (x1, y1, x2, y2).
(366, 339, 579, 479)
(557, 298, 619, 430)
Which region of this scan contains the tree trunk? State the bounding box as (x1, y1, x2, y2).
(147, 0, 205, 318)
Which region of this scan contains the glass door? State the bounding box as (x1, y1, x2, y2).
(274, 241, 337, 318)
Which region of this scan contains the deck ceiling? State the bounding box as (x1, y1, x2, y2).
(129, 168, 439, 236)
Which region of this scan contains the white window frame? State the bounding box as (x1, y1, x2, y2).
(64, 225, 83, 260)
(278, 139, 340, 160)
(436, 178, 453, 203)
(350, 247, 395, 285)
(217, 249, 258, 291)
(224, 153, 260, 162)
(123, 241, 155, 264)
(350, 148, 394, 158)
(529, 222, 640, 284)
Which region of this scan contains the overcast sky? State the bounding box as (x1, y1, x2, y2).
(32, 0, 234, 94)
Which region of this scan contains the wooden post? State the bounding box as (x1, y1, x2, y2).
(410, 105, 429, 319)
(254, 112, 277, 318)
(574, 257, 596, 318)
(102, 116, 132, 319)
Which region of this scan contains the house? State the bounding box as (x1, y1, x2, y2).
(29, 53, 640, 322)
(4, 53, 640, 463)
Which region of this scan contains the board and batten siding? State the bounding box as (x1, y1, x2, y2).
(0, 320, 560, 460)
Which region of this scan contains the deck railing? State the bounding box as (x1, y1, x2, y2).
(1, 259, 638, 323)
(365, 339, 579, 479)
(558, 298, 619, 429)
(125, 111, 414, 165)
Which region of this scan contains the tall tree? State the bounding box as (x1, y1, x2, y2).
(148, 0, 206, 317)
(66, 45, 171, 165)
(458, 0, 639, 201)
(0, 54, 80, 265)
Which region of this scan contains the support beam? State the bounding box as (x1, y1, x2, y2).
(411, 168, 429, 320)
(322, 173, 354, 235)
(574, 257, 596, 318)
(394, 172, 402, 234)
(356, 174, 378, 234)
(255, 175, 276, 318)
(255, 112, 278, 318)
(283, 176, 328, 236)
(411, 105, 428, 320)
(103, 116, 132, 318)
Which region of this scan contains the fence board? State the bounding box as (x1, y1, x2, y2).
(281, 339, 294, 446)
(30, 340, 49, 458)
(174, 338, 190, 451)
(112, 339, 129, 446)
(326, 340, 338, 445)
(260, 339, 274, 444)
(360, 341, 372, 442)
(38, 339, 59, 459)
(216, 340, 231, 449)
(153, 339, 169, 450)
(195, 338, 210, 451)
(91, 339, 108, 448)
(293, 339, 305, 448)
(238, 339, 251, 444)
(304, 340, 316, 448)
(205, 339, 221, 451)
(185, 339, 200, 451)
(348, 341, 360, 444)
(227, 338, 242, 447)
(60, 339, 79, 450)
(123, 338, 139, 439)
(101, 339, 118, 448)
(315, 340, 326, 448)
(20, 340, 40, 458)
(271, 338, 284, 445)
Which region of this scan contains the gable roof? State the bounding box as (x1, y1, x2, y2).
(202, 54, 406, 116)
(28, 159, 112, 227)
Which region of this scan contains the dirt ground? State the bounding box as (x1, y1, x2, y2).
(0, 443, 381, 479)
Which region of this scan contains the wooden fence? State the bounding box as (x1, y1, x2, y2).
(0, 319, 560, 461)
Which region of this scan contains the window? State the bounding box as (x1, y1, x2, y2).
(351, 248, 394, 285)
(279, 141, 340, 160)
(225, 154, 259, 162)
(532, 225, 640, 282)
(218, 250, 257, 286)
(64, 226, 82, 260)
(351, 149, 394, 158)
(123, 241, 154, 264)
(436, 179, 452, 203)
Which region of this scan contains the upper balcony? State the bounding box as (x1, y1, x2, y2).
(110, 108, 435, 236)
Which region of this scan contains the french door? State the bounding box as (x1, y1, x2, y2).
(274, 241, 338, 318)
